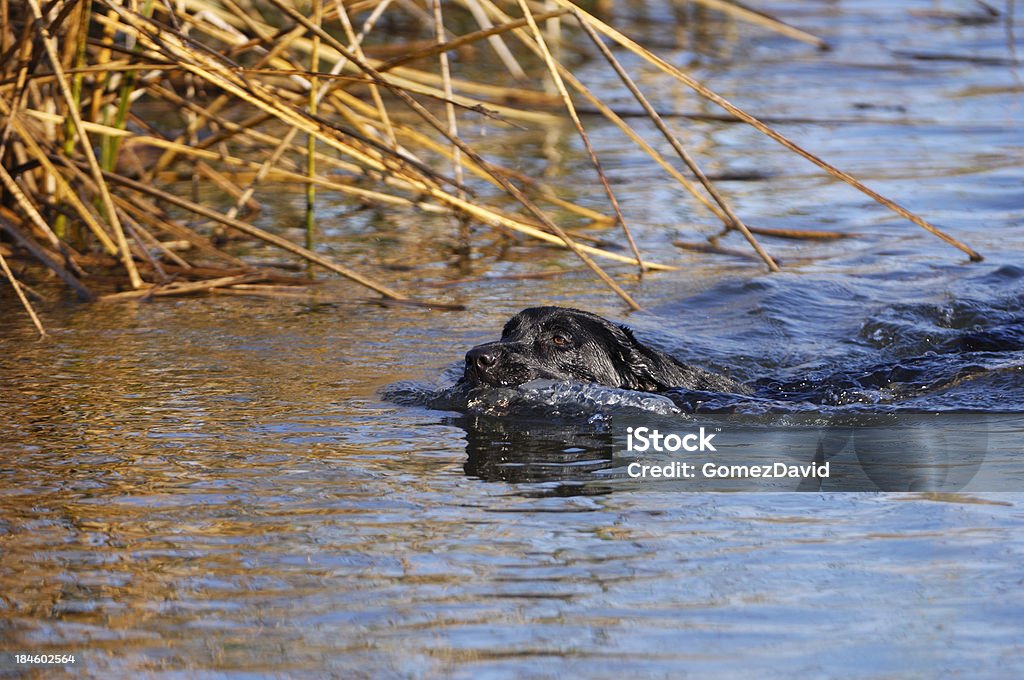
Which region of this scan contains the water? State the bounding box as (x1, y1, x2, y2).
(2, 1, 1023, 676)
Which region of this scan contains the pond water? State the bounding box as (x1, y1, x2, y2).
(2, 1, 1023, 676)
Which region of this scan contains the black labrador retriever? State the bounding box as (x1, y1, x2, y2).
(463, 306, 744, 393)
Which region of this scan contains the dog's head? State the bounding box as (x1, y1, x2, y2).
(462, 307, 676, 392)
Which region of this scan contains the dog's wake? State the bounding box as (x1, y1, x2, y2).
(382, 378, 683, 419)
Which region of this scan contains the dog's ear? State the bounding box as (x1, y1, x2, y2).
(610, 324, 669, 392)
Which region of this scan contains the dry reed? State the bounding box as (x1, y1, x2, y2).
(0, 0, 981, 337)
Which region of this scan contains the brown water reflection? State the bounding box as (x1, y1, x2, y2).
(3, 1, 1024, 676)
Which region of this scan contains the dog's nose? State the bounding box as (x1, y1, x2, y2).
(467, 345, 499, 371)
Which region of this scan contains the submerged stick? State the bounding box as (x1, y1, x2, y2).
(101, 273, 265, 300)
(747, 226, 852, 240)
(674, 239, 764, 262)
(688, 0, 828, 49)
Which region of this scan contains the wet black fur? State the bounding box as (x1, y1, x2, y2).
(462, 307, 745, 393)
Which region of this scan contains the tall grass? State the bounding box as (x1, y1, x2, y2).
(0, 0, 980, 335)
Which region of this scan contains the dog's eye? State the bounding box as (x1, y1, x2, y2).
(551, 333, 570, 347)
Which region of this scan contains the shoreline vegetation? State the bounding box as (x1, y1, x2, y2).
(0, 0, 983, 336)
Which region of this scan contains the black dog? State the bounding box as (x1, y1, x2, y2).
(463, 307, 744, 393)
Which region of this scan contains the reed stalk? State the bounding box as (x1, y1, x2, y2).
(518, 0, 644, 273)
(688, 0, 828, 49)
(306, 0, 322, 271)
(26, 0, 142, 287)
(0, 0, 983, 333)
(559, 0, 983, 262)
(0, 247, 47, 337)
(55, 0, 93, 240)
(573, 8, 778, 272)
